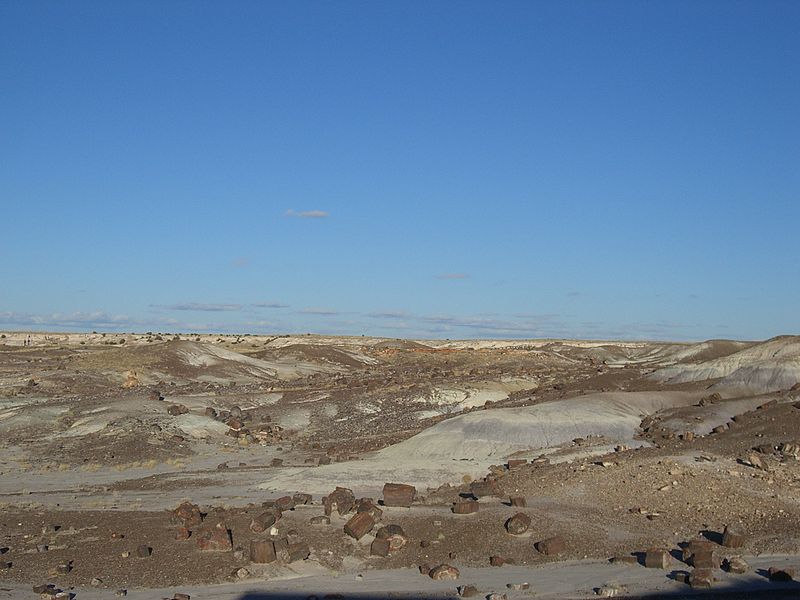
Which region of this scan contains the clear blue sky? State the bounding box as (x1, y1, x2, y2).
(2, 1, 798, 340)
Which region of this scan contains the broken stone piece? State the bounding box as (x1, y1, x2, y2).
(505, 513, 531, 535)
(382, 483, 416, 507)
(371, 537, 390, 557)
(722, 525, 746, 548)
(536, 535, 566, 555)
(196, 522, 232, 552)
(429, 564, 460, 580)
(250, 540, 276, 564)
(343, 512, 375, 540)
(643, 548, 670, 569)
(452, 501, 479, 514)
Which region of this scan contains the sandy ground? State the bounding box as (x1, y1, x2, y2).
(2, 331, 800, 598)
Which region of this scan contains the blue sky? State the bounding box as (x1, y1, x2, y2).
(1, 1, 798, 341)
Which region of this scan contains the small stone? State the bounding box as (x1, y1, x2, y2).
(250, 510, 281, 533)
(324, 486, 356, 516)
(343, 512, 375, 540)
(458, 585, 479, 597)
(690, 568, 714, 588)
(536, 535, 566, 555)
(310, 515, 330, 526)
(452, 501, 479, 514)
(196, 522, 232, 552)
(509, 496, 526, 507)
(136, 545, 152, 558)
(489, 556, 506, 567)
(234, 567, 250, 579)
(644, 548, 670, 569)
(90, 578, 103, 586)
(724, 557, 748, 574)
(469, 480, 499, 498)
(722, 525, 746, 548)
(274, 496, 296, 511)
(486, 594, 507, 600)
(115, 590, 127, 597)
(768, 567, 795, 582)
(505, 513, 531, 535)
(250, 540, 276, 564)
(287, 542, 310, 563)
(429, 564, 460, 580)
(173, 501, 203, 528)
(609, 556, 638, 565)
(382, 483, 416, 507)
(371, 537, 390, 557)
(506, 582, 530, 590)
(293, 493, 312, 505)
(173, 594, 191, 600)
(595, 584, 622, 597)
(672, 570, 690, 584)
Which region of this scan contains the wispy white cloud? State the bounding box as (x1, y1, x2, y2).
(368, 311, 411, 319)
(0, 310, 178, 331)
(251, 302, 290, 309)
(436, 273, 469, 280)
(299, 308, 340, 316)
(154, 303, 243, 312)
(284, 209, 329, 219)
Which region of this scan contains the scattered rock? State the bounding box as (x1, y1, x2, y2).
(135, 545, 152, 558)
(196, 522, 233, 551)
(343, 512, 375, 540)
(506, 582, 530, 590)
(643, 548, 670, 569)
(293, 493, 313, 505)
(490, 556, 507, 567)
(689, 568, 714, 589)
(324, 487, 356, 516)
(287, 542, 310, 562)
(768, 567, 795, 582)
(722, 525, 746, 548)
(452, 501, 479, 514)
(310, 515, 330, 526)
(509, 496, 526, 507)
(458, 585, 479, 597)
(469, 480, 499, 498)
(536, 536, 566, 555)
(382, 482, 416, 507)
(723, 556, 749, 574)
(429, 564, 460, 580)
(250, 540, 276, 564)
(250, 509, 281, 533)
(371, 537, 390, 557)
(274, 496, 296, 511)
(505, 513, 531, 535)
(173, 501, 203, 528)
(167, 404, 189, 416)
(595, 584, 623, 597)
